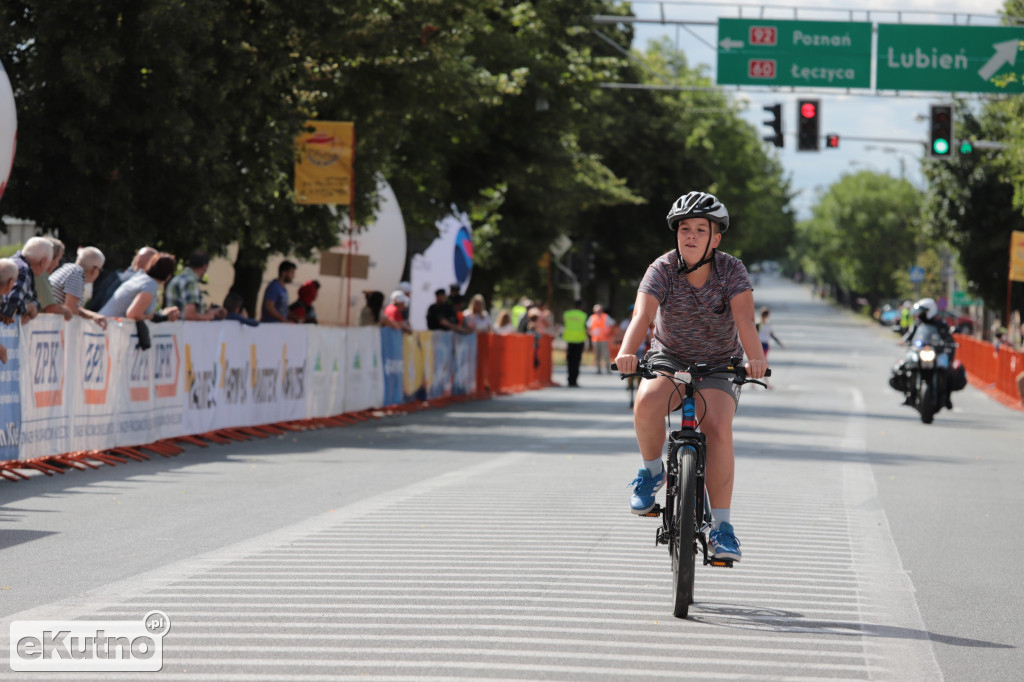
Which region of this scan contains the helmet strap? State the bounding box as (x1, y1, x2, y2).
(677, 238, 715, 275)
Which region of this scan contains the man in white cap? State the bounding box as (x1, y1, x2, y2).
(383, 290, 413, 333)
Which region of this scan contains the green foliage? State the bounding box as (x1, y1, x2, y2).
(922, 96, 1024, 314)
(571, 37, 795, 309)
(795, 170, 920, 307)
(0, 0, 796, 311)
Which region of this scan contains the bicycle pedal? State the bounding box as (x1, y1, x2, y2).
(709, 558, 734, 568)
(640, 504, 662, 518)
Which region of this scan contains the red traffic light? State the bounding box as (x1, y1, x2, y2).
(800, 101, 817, 119)
(825, 134, 839, 148)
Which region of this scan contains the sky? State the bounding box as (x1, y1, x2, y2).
(616, 0, 1009, 218)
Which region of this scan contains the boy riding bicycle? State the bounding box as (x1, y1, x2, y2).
(613, 192, 768, 562)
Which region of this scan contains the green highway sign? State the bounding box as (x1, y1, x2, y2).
(877, 24, 1024, 93)
(717, 19, 872, 88)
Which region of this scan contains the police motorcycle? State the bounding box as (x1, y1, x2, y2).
(888, 298, 962, 424)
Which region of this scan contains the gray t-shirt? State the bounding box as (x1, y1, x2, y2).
(98, 272, 160, 318)
(638, 249, 752, 363)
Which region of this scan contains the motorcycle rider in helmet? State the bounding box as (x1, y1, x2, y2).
(902, 297, 956, 410)
(613, 191, 768, 563)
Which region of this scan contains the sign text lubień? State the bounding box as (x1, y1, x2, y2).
(875, 24, 1024, 93)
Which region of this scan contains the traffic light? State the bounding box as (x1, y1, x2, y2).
(797, 99, 820, 151)
(959, 140, 973, 155)
(825, 134, 839, 149)
(762, 103, 783, 148)
(929, 104, 953, 158)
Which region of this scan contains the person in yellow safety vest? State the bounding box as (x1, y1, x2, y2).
(512, 296, 532, 331)
(899, 300, 913, 334)
(562, 300, 588, 387)
(587, 304, 616, 374)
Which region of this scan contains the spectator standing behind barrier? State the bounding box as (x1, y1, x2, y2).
(37, 236, 72, 320)
(464, 294, 491, 331)
(562, 299, 587, 388)
(165, 250, 227, 321)
(222, 291, 259, 327)
(427, 288, 470, 333)
(382, 290, 413, 333)
(261, 260, 296, 323)
(49, 246, 108, 329)
(289, 280, 320, 323)
(587, 304, 615, 374)
(85, 245, 159, 313)
(0, 259, 19, 363)
(98, 254, 181, 321)
(493, 310, 514, 334)
(1, 236, 53, 326)
(359, 290, 385, 326)
(512, 296, 532, 330)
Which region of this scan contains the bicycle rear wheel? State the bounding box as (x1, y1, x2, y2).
(671, 445, 698, 618)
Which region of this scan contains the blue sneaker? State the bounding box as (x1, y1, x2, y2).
(628, 467, 665, 515)
(708, 522, 742, 561)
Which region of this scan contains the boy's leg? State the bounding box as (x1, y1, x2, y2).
(627, 376, 680, 513)
(697, 387, 742, 561)
(697, 388, 737, 509)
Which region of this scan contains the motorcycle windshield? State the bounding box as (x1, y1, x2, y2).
(911, 323, 943, 347)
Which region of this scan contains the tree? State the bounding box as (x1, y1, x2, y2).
(572, 38, 795, 311)
(796, 171, 920, 308)
(922, 99, 1024, 317)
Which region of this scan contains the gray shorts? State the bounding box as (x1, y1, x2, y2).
(644, 349, 741, 408)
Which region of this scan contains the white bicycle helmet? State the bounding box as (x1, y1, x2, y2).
(913, 297, 938, 321)
(666, 191, 730, 233)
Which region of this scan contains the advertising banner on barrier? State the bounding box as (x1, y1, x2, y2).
(403, 331, 432, 403)
(0, 320, 20, 459)
(306, 326, 347, 418)
(108, 321, 185, 447)
(381, 327, 403, 406)
(428, 332, 452, 400)
(18, 315, 69, 459)
(345, 326, 384, 413)
(183, 322, 307, 434)
(150, 323, 185, 441)
(183, 322, 222, 435)
(249, 323, 308, 425)
(453, 333, 477, 395)
(68, 319, 114, 452)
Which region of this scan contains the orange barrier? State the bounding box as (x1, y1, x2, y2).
(532, 335, 555, 387)
(953, 334, 1024, 410)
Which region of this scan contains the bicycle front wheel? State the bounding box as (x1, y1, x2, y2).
(671, 445, 698, 618)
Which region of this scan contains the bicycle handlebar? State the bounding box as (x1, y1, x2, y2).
(610, 356, 770, 385)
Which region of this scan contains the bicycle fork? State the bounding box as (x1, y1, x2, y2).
(649, 429, 732, 568)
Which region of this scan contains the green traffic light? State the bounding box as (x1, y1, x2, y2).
(933, 138, 949, 155)
(960, 141, 973, 154)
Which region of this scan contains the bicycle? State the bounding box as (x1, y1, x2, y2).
(613, 356, 769, 618)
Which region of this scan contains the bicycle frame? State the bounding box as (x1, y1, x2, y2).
(657, 375, 727, 569)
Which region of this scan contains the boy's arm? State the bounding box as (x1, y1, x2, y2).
(730, 290, 768, 378)
(612, 292, 658, 373)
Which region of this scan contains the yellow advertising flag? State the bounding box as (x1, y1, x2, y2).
(294, 121, 354, 205)
(1011, 230, 1024, 283)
